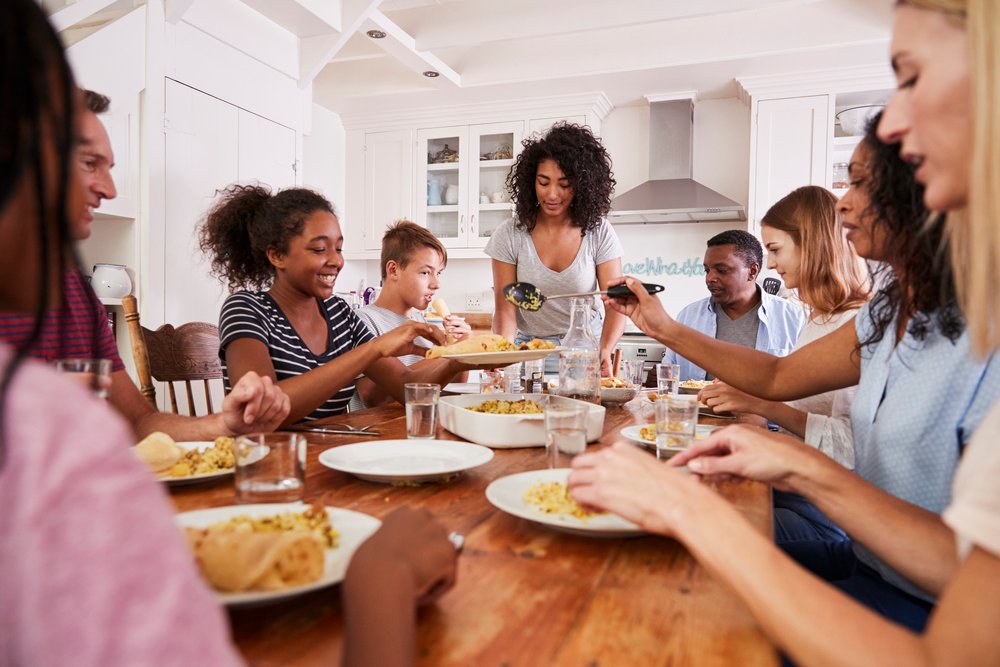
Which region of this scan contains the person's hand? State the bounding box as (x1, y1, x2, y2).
(669, 424, 818, 491)
(349, 507, 457, 605)
(567, 441, 706, 536)
(601, 276, 674, 339)
(600, 349, 614, 377)
(443, 314, 472, 342)
(222, 371, 290, 434)
(698, 382, 765, 416)
(374, 321, 446, 359)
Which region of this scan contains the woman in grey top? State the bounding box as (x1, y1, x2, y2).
(485, 122, 626, 376)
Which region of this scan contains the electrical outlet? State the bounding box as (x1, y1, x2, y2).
(465, 293, 483, 311)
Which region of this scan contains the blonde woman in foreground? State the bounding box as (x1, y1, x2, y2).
(570, 1, 1000, 665)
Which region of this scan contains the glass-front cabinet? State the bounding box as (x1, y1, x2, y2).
(417, 121, 523, 248)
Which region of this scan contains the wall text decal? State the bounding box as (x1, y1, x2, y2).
(622, 256, 706, 277)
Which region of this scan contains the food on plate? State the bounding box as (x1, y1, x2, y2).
(184, 504, 338, 592)
(428, 297, 451, 319)
(164, 436, 236, 478)
(132, 431, 183, 472)
(679, 380, 713, 390)
(519, 338, 556, 351)
(600, 376, 629, 388)
(467, 399, 544, 414)
(639, 425, 657, 442)
(185, 529, 324, 592)
(523, 481, 603, 520)
(425, 333, 516, 358)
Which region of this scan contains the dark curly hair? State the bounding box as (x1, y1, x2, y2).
(506, 122, 615, 236)
(857, 112, 964, 349)
(706, 229, 763, 268)
(199, 184, 336, 291)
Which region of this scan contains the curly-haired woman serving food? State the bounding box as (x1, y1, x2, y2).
(486, 122, 626, 376)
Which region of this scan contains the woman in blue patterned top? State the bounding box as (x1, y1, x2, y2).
(200, 185, 465, 424)
(594, 114, 1000, 631)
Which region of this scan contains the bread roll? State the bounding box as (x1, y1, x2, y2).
(430, 297, 450, 318)
(132, 431, 183, 473)
(185, 528, 325, 592)
(425, 333, 512, 359)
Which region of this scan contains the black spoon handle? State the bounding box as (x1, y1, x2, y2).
(606, 282, 664, 298)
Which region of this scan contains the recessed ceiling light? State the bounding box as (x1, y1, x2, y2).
(366, 30, 386, 39)
(423, 71, 439, 78)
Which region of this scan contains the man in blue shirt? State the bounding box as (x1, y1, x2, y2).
(665, 230, 805, 380)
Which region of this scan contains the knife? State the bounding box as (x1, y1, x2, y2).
(292, 427, 382, 436)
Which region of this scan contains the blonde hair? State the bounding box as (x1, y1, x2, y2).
(761, 185, 870, 319)
(901, 0, 1000, 354)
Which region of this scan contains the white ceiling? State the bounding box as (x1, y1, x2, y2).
(47, 0, 896, 114)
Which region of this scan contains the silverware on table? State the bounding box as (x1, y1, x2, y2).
(293, 426, 381, 436)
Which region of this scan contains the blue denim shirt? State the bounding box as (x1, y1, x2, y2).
(664, 289, 806, 381)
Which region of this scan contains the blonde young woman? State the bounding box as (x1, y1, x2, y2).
(700, 185, 869, 467)
(569, 1, 1000, 664)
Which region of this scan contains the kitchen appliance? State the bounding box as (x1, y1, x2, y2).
(615, 332, 668, 386)
(608, 97, 746, 225)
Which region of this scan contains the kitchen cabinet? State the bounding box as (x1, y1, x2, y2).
(416, 121, 522, 249)
(340, 93, 612, 260)
(738, 66, 894, 234)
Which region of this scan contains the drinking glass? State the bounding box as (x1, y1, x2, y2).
(53, 358, 112, 399)
(544, 401, 589, 468)
(620, 359, 645, 387)
(654, 395, 698, 460)
(404, 383, 440, 439)
(503, 362, 523, 393)
(656, 363, 681, 397)
(235, 432, 306, 503)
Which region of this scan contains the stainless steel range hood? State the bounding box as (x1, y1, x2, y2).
(609, 99, 746, 225)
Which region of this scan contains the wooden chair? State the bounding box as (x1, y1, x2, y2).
(122, 295, 225, 415)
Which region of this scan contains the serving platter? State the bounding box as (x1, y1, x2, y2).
(318, 439, 493, 483)
(441, 346, 564, 366)
(176, 502, 380, 607)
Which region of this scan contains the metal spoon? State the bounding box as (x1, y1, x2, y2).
(502, 281, 665, 312)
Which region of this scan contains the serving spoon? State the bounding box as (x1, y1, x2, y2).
(502, 281, 665, 312)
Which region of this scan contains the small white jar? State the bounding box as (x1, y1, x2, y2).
(91, 263, 132, 299)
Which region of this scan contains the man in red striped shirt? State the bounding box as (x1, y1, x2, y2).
(0, 90, 289, 439)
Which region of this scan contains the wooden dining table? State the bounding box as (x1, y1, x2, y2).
(170, 397, 779, 666)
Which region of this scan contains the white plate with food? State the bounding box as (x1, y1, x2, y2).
(439, 393, 605, 448)
(176, 502, 381, 607)
(159, 441, 234, 486)
(679, 379, 714, 395)
(318, 439, 494, 483)
(485, 469, 643, 538)
(599, 386, 640, 404)
(132, 435, 246, 486)
(441, 347, 564, 366)
(619, 424, 720, 453)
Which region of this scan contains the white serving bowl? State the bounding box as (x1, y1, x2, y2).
(599, 386, 639, 404)
(438, 393, 605, 448)
(836, 105, 884, 136)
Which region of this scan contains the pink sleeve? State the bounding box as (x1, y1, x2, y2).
(0, 360, 243, 666)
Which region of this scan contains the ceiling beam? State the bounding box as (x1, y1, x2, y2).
(164, 0, 198, 24)
(49, 0, 119, 31)
(298, 0, 383, 88)
(363, 10, 460, 88)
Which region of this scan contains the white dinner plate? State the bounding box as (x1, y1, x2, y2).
(442, 347, 564, 366)
(485, 469, 644, 538)
(618, 424, 719, 454)
(157, 441, 235, 486)
(318, 439, 494, 483)
(176, 502, 381, 607)
(442, 382, 481, 394)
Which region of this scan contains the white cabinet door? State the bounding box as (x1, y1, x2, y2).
(468, 121, 522, 248)
(363, 130, 413, 251)
(417, 126, 468, 248)
(750, 95, 829, 230)
(238, 109, 297, 189)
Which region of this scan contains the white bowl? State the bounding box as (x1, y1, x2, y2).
(836, 105, 884, 136)
(438, 393, 605, 448)
(599, 386, 639, 404)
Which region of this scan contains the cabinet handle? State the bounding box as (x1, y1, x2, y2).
(459, 215, 464, 235)
(470, 214, 477, 235)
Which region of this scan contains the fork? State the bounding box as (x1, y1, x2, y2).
(330, 423, 378, 433)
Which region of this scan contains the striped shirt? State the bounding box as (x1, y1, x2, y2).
(0, 269, 124, 371)
(218, 291, 374, 422)
(354, 305, 429, 367)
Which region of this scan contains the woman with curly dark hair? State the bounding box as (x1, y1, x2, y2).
(592, 113, 1000, 631)
(485, 122, 626, 375)
(200, 184, 467, 425)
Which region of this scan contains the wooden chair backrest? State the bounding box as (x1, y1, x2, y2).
(122, 295, 225, 415)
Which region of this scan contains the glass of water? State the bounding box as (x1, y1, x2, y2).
(405, 383, 440, 439)
(53, 358, 112, 399)
(654, 395, 698, 460)
(544, 400, 589, 468)
(235, 432, 306, 503)
(656, 363, 681, 397)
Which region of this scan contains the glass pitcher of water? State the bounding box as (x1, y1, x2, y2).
(557, 297, 600, 403)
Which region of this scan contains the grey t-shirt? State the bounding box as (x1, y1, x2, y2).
(355, 305, 429, 367)
(484, 217, 623, 340)
(709, 301, 761, 380)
